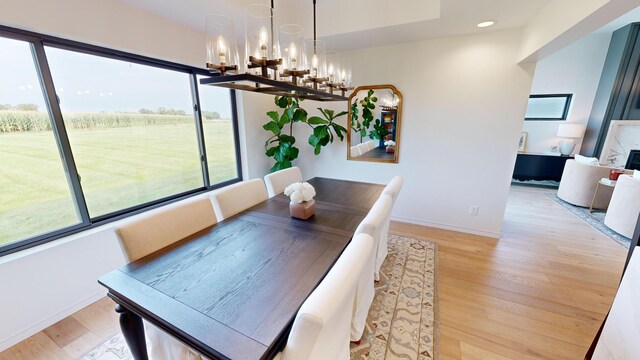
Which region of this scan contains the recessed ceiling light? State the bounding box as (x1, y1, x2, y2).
(477, 21, 496, 28)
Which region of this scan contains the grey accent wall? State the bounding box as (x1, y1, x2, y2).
(582, 23, 640, 157)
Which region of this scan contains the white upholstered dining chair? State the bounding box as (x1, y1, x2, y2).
(604, 174, 640, 238)
(274, 233, 374, 360)
(116, 197, 217, 262)
(379, 176, 403, 275)
(351, 194, 393, 341)
(210, 178, 268, 221)
(264, 166, 304, 198)
(365, 140, 376, 151)
(116, 197, 217, 360)
(350, 145, 360, 157)
(357, 143, 369, 156)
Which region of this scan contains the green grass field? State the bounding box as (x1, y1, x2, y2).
(0, 120, 237, 246)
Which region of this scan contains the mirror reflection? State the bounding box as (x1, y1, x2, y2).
(347, 85, 402, 163)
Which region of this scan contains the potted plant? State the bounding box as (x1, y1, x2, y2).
(284, 182, 316, 219)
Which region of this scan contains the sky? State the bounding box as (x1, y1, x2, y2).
(0, 37, 232, 118)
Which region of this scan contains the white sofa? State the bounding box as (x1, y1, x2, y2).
(557, 160, 621, 209)
(604, 174, 640, 238)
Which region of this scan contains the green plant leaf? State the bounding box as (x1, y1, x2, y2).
(263, 121, 281, 134)
(265, 146, 278, 157)
(314, 145, 321, 155)
(307, 116, 329, 125)
(276, 96, 289, 109)
(368, 89, 375, 97)
(308, 134, 320, 147)
(371, 96, 378, 102)
(288, 146, 299, 160)
(279, 134, 295, 144)
(271, 160, 292, 172)
(360, 129, 366, 137)
(293, 108, 307, 122)
(267, 111, 279, 123)
(333, 110, 348, 118)
(314, 125, 329, 139)
(279, 112, 291, 128)
(332, 123, 346, 141)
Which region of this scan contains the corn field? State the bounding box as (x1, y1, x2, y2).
(0, 111, 196, 133)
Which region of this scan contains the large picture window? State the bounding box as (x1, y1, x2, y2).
(0, 26, 242, 255)
(46, 47, 204, 217)
(197, 76, 239, 185)
(0, 37, 81, 246)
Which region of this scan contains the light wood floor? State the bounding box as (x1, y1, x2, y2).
(1, 185, 628, 360)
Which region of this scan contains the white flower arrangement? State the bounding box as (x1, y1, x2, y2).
(384, 140, 396, 147)
(284, 182, 316, 204)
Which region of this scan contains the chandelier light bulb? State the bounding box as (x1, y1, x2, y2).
(289, 42, 297, 69)
(217, 35, 227, 65)
(259, 26, 268, 58)
(312, 54, 319, 76)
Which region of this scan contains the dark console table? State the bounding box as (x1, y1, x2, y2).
(512, 153, 574, 182)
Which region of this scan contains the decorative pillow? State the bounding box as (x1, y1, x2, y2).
(634, 170, 640, 180)
(574, 154, 599, 166)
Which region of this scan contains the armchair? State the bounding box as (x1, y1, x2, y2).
(557, 160, 620, 209)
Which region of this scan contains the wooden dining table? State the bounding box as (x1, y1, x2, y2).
(98, 177, 384, 360)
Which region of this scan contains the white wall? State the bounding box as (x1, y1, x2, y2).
(522, 32, 611, 154)
(287, 29, 535, 238)
(518, 0, 609, 62)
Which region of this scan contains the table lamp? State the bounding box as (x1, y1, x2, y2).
(557, 123, 586, 156)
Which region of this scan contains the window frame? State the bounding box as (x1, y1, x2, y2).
(525, 94, 573, 121)
(0, 25, 243, 256)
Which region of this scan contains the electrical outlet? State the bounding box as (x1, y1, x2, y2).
(469, 206, 479, 216)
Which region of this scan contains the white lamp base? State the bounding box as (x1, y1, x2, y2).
(559, 140, 576, 156)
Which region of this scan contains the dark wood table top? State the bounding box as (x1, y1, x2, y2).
(360, 146, 395, 160)
(99, 177, 384, 360)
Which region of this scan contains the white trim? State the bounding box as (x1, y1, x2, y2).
(391, 216, 501, 239)
(0, 290, 106, 352)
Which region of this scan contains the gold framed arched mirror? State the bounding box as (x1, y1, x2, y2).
(347, 84, 402, 163)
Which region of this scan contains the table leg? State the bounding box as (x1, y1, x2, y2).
(115, 304, 149, 360)
(589, 182, 600, 214)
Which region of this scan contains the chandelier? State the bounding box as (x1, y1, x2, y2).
(200, 0, 353, 101)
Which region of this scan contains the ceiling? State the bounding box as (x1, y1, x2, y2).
(595, 5, 640, 34)
(118, 0, 553, 50)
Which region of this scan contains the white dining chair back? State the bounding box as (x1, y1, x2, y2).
(264, 166, 304, 198)
(276, 233, 374, 360)
(350, 145, 360, 157)
(116, 197, 215, 360)
(351, 195, 393, 340)
(357, 143, 369, 156)
(210, 178, 268, 221)
(116, 197, 217, 262)
(382, 176, 404, 203)
(366, 140, 376, 151)
(379, 176, 404, 276)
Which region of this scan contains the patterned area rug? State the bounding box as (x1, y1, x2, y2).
(82, 234, 438, 360)
(547, 193, 631, 248)
(350, 234, 438, 360)
(81, 334, 131, 360)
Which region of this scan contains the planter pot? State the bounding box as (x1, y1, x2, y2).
(290, 199, 316, 220)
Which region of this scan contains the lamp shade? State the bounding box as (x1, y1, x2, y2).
(557, 123, 585, 138)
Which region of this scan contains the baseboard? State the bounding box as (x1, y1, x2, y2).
(0, 290, 107, 352)
(391, 216, 501, 239)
